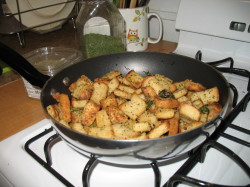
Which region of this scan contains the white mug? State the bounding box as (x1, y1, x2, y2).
(119, 6, 163, 52)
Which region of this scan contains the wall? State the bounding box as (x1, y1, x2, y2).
(148, 0, 181, 43)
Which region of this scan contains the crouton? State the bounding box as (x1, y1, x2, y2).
(125, 70, 144, 88)
(119, 94, 147, 120)
(58, 93, 71, 123)
(179, 104, 201, 121)
(148, 121, 169, 139)
(179, 121, 203, 133)
(155, 108, 176, 119)
(47, 104, 59, 121)
(138, 111, 158, 124)
(189, 87, 220, 105)
(96, 110, 112, 128)
(207, 103, 222, 121)
(103, 70, 121, 79)
(100, 94, 117, 109)
(168, 118, 179, 136)
(133, 122, 152, 132)
(173, 88, 188, 99)
(71, 109, 82, 123)
(71, 98, 88, 109)
(154, 98, 180, 109)
(81, 100, 100, 126)
(107, 106, 128, 124)
(118, 84, 136, 94)
(141, 86, 157, 100)
(113, 124, 140, 139)
(108, 77, 120, 94)
(71, 123, 87, 134)
(114, 89, 131, 100)
(88, 126, 114, 139)
(90, 82, 108, 105)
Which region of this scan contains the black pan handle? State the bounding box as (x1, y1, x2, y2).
(0, 42, 50, 88)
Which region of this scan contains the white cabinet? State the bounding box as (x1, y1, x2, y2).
(148, 0, 181, 42)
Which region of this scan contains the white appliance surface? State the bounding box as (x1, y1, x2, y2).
(1, 0, 250, 186)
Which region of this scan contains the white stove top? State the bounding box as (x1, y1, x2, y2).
(1, 0, 250, 186)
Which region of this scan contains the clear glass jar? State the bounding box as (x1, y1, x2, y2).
(76, 0, 126, 59)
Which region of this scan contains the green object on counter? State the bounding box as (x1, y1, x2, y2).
(82, 33, 125, 58)
(0, 60, 12, 74)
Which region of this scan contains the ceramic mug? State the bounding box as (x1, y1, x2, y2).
(119, 6, 163, 51)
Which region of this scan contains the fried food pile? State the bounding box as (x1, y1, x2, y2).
(47, 70, 222, 140)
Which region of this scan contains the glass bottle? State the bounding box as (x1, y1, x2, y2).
(76, 0, 126, 59)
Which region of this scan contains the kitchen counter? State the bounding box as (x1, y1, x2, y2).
(0, 21, 177, 141)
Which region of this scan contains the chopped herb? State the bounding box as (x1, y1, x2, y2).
(158, 89, 174, 98)
(71, 108, 83, 114)
(144, 71, 152, 76)
(200, 106, 210, 114)
(146, 100, 154, 110)
(81, 33, 125, 58)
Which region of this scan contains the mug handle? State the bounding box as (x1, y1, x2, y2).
(147, 13, 163, 44)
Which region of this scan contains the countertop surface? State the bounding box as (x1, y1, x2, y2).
(0, 21, 177, 141)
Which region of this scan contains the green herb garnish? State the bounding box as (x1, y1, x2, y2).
(146, 100, 154, 110)
(158, 89, 174, 98)
(200, 106, 210, 114)
(144, 71, 152, 76)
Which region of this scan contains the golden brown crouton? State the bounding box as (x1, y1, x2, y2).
(71, 98, 88, 109)
(114, 89, 132, 100)
(108, 77, 120, 94)
(58, 94, 71, 123)
(103, 70, 121, 80)
(133, 122, 151, 132)
(148, 121, 169, 139)
(155, 108, 176, 119)
(71, 123, 87, 134)
(118, 84, 136, 94)
(173, 88, 188, 99)
(141, 86, 157, 100)
(189, 87, 220, 105)
(100, 94, 117, 109)
(81, 100, 100, 126)
(88, 126, 114, 139)
(47, 104, 60, 121)
(125, 70, 144, 88)
(138, 111, 158, 124)
(179, 104, 201, 121)
(168, 118, 179, 136)
(179, 121, 203, 133)
(207, 103, 222, 121)
(96, 110, 112, 128)
(113, 124, 140, 139)
(71, 109, 82, 123)
(107, 106, 128, 124)
(90, 82, 108, 105)
(154, 98, 180, 109)
(119, 94, 147, 120)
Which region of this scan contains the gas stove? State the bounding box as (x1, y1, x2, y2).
(0, 0, 250, 186)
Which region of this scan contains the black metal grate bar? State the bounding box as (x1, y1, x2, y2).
(24, 127, 74, 187)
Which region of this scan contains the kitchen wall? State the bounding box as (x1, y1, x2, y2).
(148, 0, 181, 43)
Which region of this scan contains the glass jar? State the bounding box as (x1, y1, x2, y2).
(76, 0, 126, 59)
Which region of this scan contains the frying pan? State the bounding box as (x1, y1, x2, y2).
(0, 42, 230, 165)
